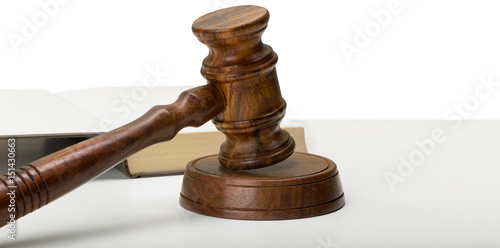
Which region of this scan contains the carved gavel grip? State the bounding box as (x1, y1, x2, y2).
(0, 84, 224, 226)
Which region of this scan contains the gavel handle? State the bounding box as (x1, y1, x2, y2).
(0, 84, 224, 226)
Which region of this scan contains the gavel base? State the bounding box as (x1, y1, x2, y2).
(179, 152, 345, 220)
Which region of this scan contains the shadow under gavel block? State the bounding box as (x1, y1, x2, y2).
(179, 5, 345, 220)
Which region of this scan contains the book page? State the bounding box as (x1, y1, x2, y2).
(1, 87, 302, 137)
(57, 86, 218, 133)
(0, 89, 101, 137)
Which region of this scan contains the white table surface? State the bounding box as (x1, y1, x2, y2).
(1, 120, 499, 248)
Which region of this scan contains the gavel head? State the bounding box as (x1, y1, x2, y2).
(192, 5, 295, 170)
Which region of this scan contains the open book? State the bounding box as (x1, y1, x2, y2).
(0, 87, 307, 178)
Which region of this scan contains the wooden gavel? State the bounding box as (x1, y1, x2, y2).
(1, 6, 344, 225)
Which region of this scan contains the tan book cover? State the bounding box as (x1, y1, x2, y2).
(119, 126, 308, 178)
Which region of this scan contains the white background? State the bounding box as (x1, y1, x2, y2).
(1, 120, 499, 247)
(1, 0, 500, 119)
(1, 2, 499, 246)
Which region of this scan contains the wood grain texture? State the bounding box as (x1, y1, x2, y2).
(181, 5, 345, 221)
(0, 85, 224, 226)
(0, 5, 345, 225)
(180, 152, 345, 220)
(193, 5, 295, 170)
